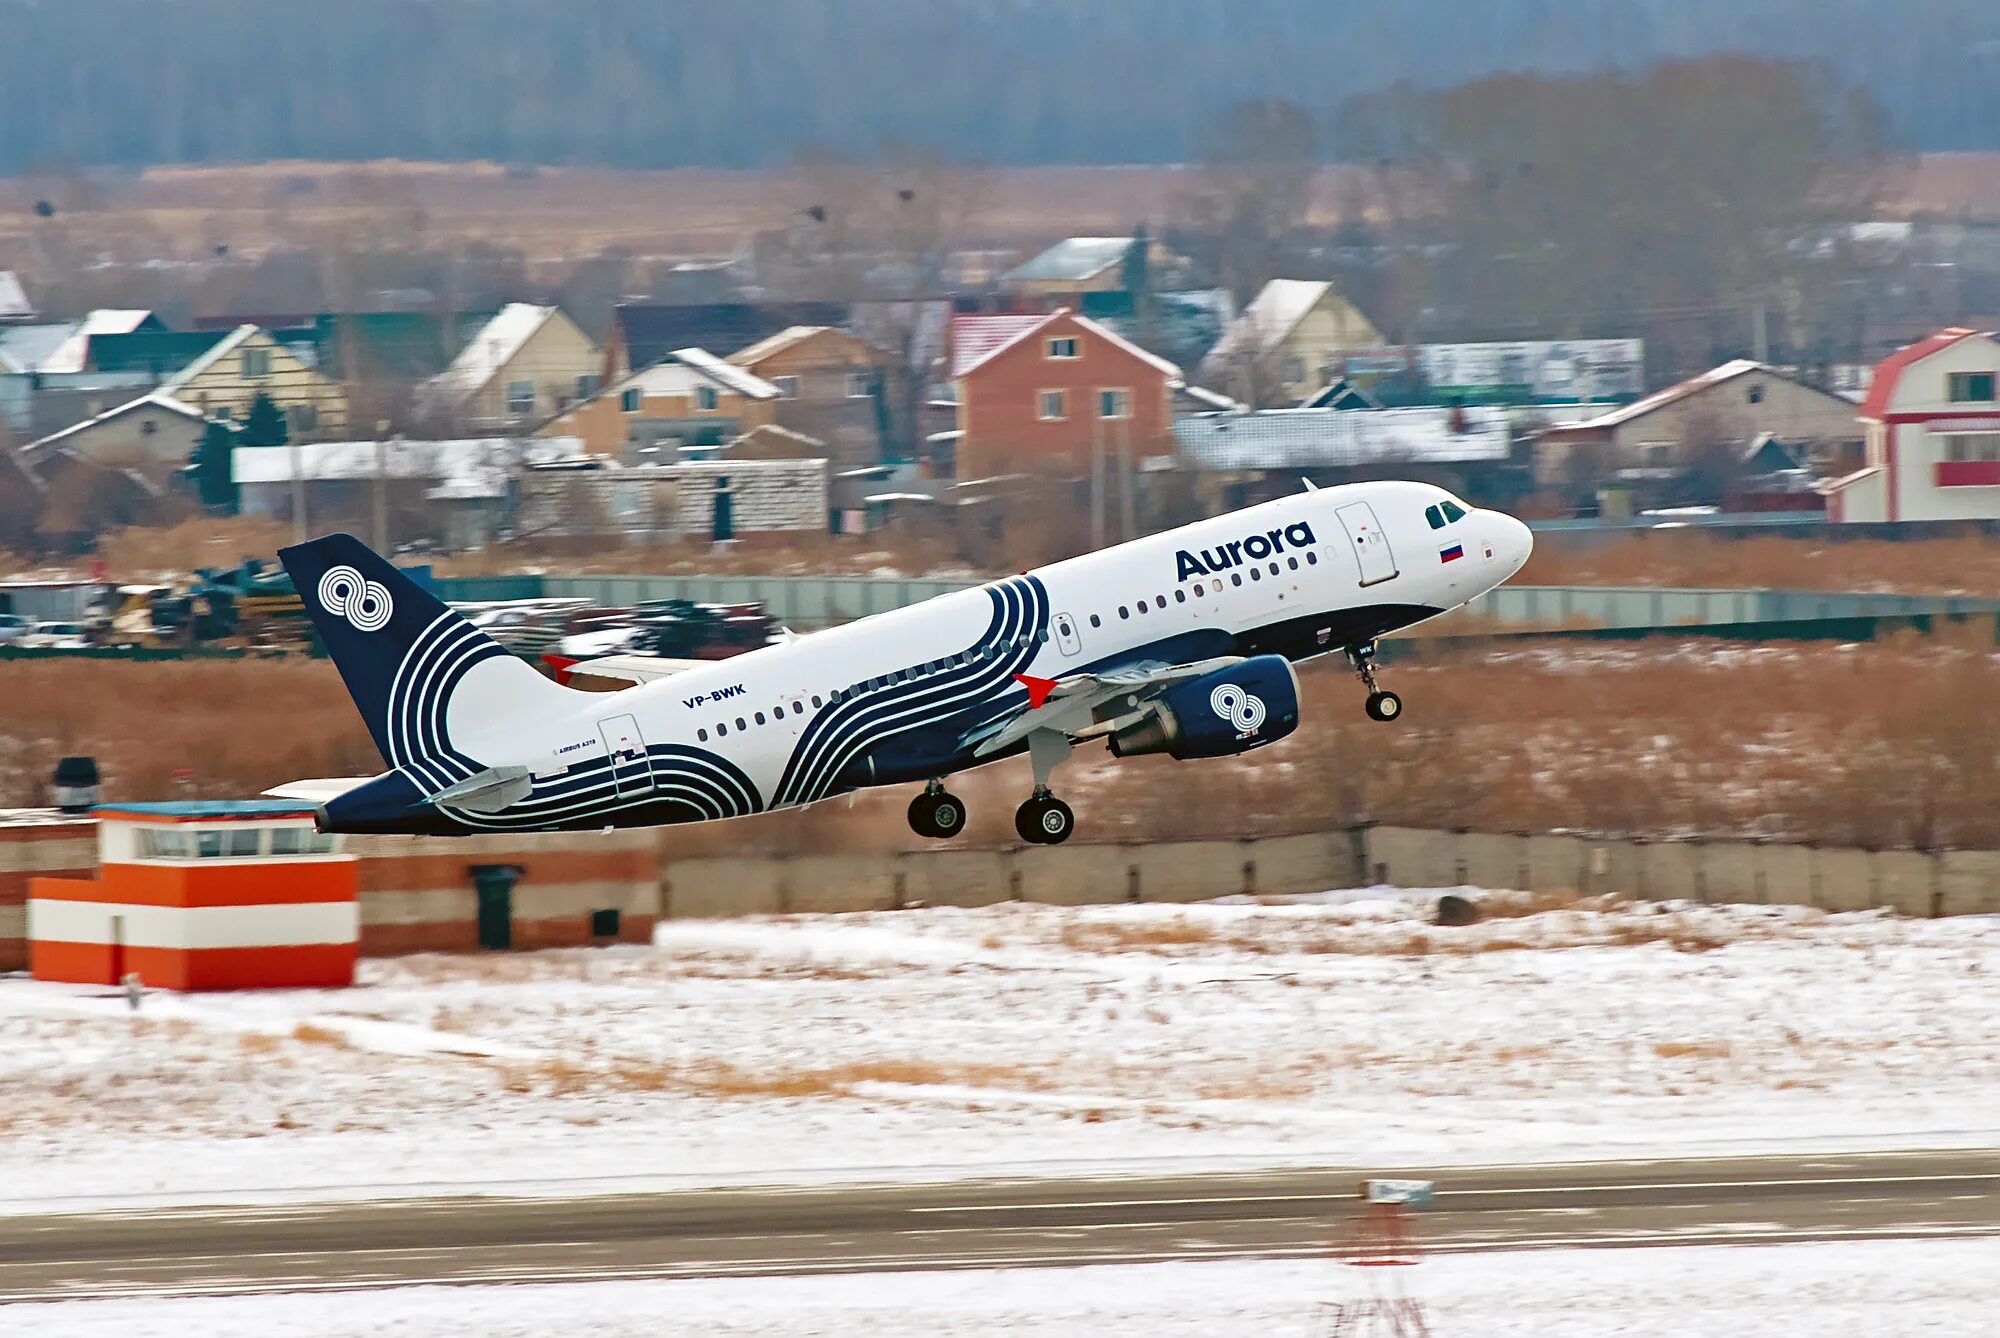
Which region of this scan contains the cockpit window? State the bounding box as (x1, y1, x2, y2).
(1425, 504, 1445, 530)
(1441, 500, 1468, 523)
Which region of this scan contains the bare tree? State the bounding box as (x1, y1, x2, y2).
(1180, 99, 1320, 307)
(765, 141, 989, 463)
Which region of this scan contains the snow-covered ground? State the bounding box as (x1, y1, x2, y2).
(14, 1240, 1998, 1337)
(3, 890, 1998, 1206)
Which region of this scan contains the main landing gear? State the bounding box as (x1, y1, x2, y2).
(1348, 641, 1403, 723)
(908, 781, 966, 839)
(1014, 725, 1077, 845)
(1015, 790, 1075, 845)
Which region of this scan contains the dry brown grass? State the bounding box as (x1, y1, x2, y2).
(97, 517, 295, 581)
(237, 1032, 282, 1054)
(497, 1054, 1050, 1100)
(1058, 918, 1219, 953)
(12, 633, 2000, 856)
(289, 1022, 351, 1048)
(0, 658, 377, 805)
(1653, 1040, 1734, 1060)
(1521, 531, 2000, 597)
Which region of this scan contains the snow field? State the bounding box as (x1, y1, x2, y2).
(2, 889, 1997, 1204)
(14, 1238, 1999, 1337)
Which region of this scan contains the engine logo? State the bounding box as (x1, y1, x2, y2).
(1210, 683, 1267, 737)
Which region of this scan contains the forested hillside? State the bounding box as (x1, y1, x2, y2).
(1, 0, 1997, 171)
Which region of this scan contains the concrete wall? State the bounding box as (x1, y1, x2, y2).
(6, 817, 1992, 973)
(660, 830, 1368, 919)
(1360, 827, 2000, 918)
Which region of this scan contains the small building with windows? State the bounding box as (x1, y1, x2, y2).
(1822, 328, 2000, 522)
(426, 303, 600, 431)
(90, 324, 349, 438)
(27, 800, 357, 991)
(726, 326, 891, 467)
(538, 348, 780, 461)
(947, 307, 1179, 481)
(1536, 360, 1861, 494)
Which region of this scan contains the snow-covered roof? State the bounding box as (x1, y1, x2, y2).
(21, 391, 209, 454)
(668, 347, 781, 399)
(1173, 405, 1512, 470)
(39, 309, 155, 374)
(233, 436, 587, 499)
(730, 423, 827, 450)
(0, 321, 79, 374)
(0, 271, 33, 322)
(949, 309, 1179, 381)
(1544, 360, 1843, 435)
(1002, 237, 1137, 284)
(1205, 280, 1333, 364)
(431, 303, 559, 401)
(160, 324, 259, 391)
(727, 325, 840, 366)
(1172, 380, 1246, 413)
(949, 314, 1049, 378)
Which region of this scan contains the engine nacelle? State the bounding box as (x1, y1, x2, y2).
(1107, 655, 1301, 760)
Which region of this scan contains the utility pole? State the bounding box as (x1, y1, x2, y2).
(372, 421, 391, 554)
(1117, 417, 1136, 543)
(1090, 417, 1106, 550)
(289, 441, 307, 545)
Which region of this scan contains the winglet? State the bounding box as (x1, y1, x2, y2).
(1302, 476, 1318, 491)
(1014, 673, 1059, 709)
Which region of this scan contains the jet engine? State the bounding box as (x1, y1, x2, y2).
(1107, 655, 1301, 760)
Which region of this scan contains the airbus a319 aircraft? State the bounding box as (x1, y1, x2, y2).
(277, 481, 1531, 845)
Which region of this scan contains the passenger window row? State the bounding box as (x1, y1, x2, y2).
(696, 634, 1055, 742)
(695, 541, 1326, 744)
(1089, 551, 1317, 625)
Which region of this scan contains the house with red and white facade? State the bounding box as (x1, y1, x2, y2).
(1824, 328, 2000, 522)
(946, 308, 1180, 481)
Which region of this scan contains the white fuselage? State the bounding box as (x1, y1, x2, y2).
(419, 480, 1530, 831)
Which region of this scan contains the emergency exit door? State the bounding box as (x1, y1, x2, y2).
(1335, 501, 1398, 587)
(597, 714, 654, 798)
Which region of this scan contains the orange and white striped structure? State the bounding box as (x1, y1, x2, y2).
(28, 801, 359, 990)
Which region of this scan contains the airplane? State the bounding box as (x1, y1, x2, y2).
(275, 480, 1531, 845)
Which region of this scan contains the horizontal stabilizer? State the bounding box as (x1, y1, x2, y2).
(546, 653, 710, 686)
(263, 778, 372, 803)
(424, 765, 534, 814)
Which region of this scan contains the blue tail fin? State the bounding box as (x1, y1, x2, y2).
(279, 533, 571, 782)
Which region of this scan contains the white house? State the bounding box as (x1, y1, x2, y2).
(1822, 328, 2000, 522)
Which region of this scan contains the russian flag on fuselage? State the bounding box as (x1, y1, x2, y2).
(1439, 543, 1465, 563)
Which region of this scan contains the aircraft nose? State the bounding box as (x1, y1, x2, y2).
(1495, 512, 1533, 576)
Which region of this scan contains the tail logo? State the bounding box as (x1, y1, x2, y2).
(317, 565, 394, 633)
(1210, 683, 1267, 737)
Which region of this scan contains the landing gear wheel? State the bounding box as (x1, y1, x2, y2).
(1015, 793, 1075, 845)
(1348, 641, 1402, 723)
(908, 789, 967, 839)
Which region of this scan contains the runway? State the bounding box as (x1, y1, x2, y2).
(3, 1148, 1994, 1301)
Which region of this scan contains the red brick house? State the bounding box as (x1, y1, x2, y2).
(948, 308, 1178, 480)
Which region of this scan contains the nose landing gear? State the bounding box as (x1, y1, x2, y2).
(1349, 642, 1403, 722)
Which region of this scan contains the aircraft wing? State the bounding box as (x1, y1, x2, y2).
(544, 653, 712, 687)
(967, 656, 1244, 758)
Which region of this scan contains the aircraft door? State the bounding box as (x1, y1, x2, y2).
(1052, 611, 1083, 657)
(1335, 501, 1398, 587)
(597, 713, 654, 798)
